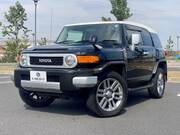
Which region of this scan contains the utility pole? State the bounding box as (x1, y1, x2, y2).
(33, 0, 39, 46)
(32, 33, 35, 46)
(177, 36, 180, 51)
(50, 9, 53, 43)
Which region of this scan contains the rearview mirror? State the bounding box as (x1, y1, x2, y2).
(130, 34, 141, 51)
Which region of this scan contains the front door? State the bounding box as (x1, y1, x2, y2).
(124, 25, 156, 85)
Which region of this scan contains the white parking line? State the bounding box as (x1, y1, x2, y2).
(168, 81, 180, 84)
(0, 81, 12, 84)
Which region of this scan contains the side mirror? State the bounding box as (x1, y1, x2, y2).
(130, 34, 141, 51)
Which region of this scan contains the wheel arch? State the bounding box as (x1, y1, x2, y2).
(101, 62, 127, 81)
(153, 60, 167, 81)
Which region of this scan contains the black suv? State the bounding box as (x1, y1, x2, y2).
(14, 22, 167, 117)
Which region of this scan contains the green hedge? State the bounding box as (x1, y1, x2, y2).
(0, 63, 17, 67)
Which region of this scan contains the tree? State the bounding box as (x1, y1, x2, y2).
(38, 37, 48, 46)
(165, 36, 174, 52)
(1, 40, 28, 63)
(101, 17, 112, 21)
(102, 0, 132, 21)
(1, 1, 30, 62)
(110, 0, 132, 21)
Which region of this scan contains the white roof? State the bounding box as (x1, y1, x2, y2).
(65, 21, 157, 34)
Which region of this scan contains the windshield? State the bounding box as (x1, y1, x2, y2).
(56, 24, 123, 48)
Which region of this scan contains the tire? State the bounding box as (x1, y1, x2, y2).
(86, 71, 128, 117)
(19, 88, 55, 108)
(148, 68, 166, 98)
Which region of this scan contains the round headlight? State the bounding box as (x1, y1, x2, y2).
(20, 54, 28, 67)
(65, 55, 77, 67)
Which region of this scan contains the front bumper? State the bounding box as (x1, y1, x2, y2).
(14, 67, 100, 93)
(21, 80, 61, 93)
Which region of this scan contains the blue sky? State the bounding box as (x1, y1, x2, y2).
(0, 0, 180, 49)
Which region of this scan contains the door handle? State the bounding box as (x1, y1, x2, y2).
(143, 51, 149, 55)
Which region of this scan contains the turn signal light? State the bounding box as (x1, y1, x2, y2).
(77, 56, 100, 64)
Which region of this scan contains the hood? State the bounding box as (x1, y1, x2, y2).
(23, 43, 96, 55)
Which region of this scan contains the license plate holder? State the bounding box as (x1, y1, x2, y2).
(30, 71, 47, 82)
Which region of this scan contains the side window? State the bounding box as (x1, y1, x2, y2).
(141, 29, 153, 46)
(151, 33, 162, 48)
(67, 30, 83, 42)
(126, 29, 143, 46)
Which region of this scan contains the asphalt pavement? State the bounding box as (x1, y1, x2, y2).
(0, 75, 180, 135)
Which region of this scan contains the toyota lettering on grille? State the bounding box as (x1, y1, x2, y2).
(39, 59, 52, 63)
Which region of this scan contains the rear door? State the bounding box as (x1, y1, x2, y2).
(125, 25, 156, 83)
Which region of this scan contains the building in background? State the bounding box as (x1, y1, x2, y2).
(0, 40, 5, 59)
(0, 45, 5, 59)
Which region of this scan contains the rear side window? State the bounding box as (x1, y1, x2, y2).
(141, 29, 153, 46)
(151, 33, 162, 48)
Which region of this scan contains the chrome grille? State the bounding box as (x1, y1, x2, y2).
(30, 56, 63, 66)
(24, 53, 77, 68)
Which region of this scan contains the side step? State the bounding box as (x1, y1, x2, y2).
(128, 83, 153, 92)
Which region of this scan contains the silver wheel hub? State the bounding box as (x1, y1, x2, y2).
(105, 90, 113, 98)
(157, 73, 164, 95)
(96, 78, 123, 112)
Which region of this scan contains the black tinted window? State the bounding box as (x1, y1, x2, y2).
(141, 29, 153, 46)
(151, 33, 162, 48)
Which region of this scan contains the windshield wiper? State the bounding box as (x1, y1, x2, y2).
(74, 40, 93, 44)
(74, 40, 103, 50)
(98, 40, 121, 47)
(56, 40, 74, 44)
(98, 40, 120, 44)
